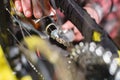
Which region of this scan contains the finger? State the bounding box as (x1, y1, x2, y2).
(62, 21, 75, 30)
(43, 0, 51, 15)
(74, 32, 84, 41)
(73, 27, 84, 41)
(14, 0, 22, 12)
(44, 0, 51, 11)
(21, 0, 32, 17)
(32, 0, 42, 18)
(62, 21, 84, 41)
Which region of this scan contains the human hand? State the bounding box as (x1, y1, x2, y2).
(14, 0, 51, 18)
(62, 21, 84, 42)
(61, 5, 101, 42)
(14, 0, 85, 42)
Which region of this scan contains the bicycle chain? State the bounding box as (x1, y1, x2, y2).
(68, 42, 120, 80)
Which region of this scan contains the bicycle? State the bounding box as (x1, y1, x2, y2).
(0, 0, 120, 80)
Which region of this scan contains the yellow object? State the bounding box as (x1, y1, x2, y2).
(0, 45, 17, 80)
(92, 31, 101, 42)
(21, 75, 32, 80)
(23, 35, 59, 64)
(116, 50, 120, 65)
(118, 50, 120, 58)
(10, 0, 15, 15)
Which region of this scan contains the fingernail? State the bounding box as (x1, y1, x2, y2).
(17, 7, 21, 11)
(25, 11, 31, 17)
(35, 12, 42, 18)
(16, 5, 22, 12)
